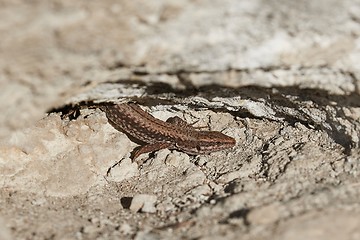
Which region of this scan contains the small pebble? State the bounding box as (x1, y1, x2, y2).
(130, 194, 157, 213)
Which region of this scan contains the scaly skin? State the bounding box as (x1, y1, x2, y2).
(102, 103, 236, 159)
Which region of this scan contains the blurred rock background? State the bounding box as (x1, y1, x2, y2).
(1, 0, 359, 139)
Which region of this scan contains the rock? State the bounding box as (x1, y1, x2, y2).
(247, 203, 282, 225)
(108, 158, 139, 182)
(165, 151, 190, 167)
(0, 217, 13, 240)
(130, 194, 157, 213)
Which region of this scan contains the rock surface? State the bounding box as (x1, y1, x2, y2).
(1, 0, 360, 239)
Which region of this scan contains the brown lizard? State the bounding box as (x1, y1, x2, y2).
(102, 103, 236, 160)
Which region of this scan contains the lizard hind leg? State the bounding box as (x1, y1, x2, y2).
(131, 142, 173, 161)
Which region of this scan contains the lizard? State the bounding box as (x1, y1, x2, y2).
(101, 103, 236, 160)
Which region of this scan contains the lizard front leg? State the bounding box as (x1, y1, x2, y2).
(132, 142, 173, 160)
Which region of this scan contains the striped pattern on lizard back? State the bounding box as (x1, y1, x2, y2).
(101, 103, 236, 158)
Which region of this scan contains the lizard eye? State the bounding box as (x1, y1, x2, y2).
(196, 145, 201, 151)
